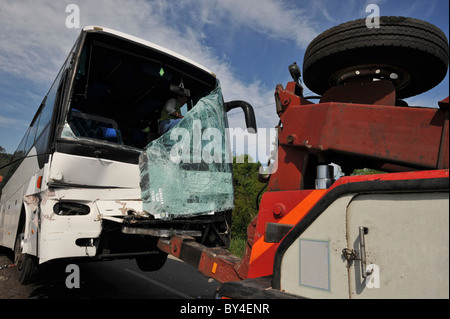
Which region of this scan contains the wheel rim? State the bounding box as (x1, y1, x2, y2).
(14, 233, 25, 270)
(330, 64, 411, 91)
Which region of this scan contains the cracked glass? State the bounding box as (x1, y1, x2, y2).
(139, 80, 234, 219)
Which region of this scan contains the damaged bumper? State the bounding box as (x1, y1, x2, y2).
(37, 187, 230, 264)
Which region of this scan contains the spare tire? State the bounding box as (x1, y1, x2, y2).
(303, 16, 449, 99)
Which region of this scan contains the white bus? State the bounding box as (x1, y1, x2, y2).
(0, 26, 256, 284)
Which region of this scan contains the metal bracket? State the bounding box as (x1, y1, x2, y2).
(122, 226, 201, 238)
(359, 226, 373, 278)
(342, 226, 373, 279)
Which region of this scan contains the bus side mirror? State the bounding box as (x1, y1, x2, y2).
(224, 100, 257, 133)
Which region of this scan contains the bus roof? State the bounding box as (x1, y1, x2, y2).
(82, 26, 215, 77)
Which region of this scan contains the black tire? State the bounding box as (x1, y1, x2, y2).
(14, 226, 39, 284)
(135, 250, 168, 272)
(303, 16, 449, 99)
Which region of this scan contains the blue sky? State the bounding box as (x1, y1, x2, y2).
(0, 0, 448, 154)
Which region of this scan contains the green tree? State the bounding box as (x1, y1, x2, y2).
(231, 154, 266, 240)
(0, 146, 12, 184)
(0, 146, 12, 168)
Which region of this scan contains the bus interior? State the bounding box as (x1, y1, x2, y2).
(65, 32, 217, 150)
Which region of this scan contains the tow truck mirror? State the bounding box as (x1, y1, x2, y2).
(224, 100, 257, 133)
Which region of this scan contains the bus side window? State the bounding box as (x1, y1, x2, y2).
(24, 116, 39, 153)
(11, 129, 29, 163)
(35, 96, 53, 141)
(35, 68, 67, 158)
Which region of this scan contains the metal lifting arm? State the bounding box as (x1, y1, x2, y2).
(157, 235, 245, 283)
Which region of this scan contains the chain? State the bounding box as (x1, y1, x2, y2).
(342, 248, 358, 261)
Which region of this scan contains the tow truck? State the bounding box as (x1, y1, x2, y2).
(155, 16, 449, 298)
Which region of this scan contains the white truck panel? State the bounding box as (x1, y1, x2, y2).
(280, 191, 449, 298)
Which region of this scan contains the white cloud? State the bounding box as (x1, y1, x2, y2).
(186, 0, 318, 48)
(0, 116, 29, 130)
(0, 1, 76, 82)
(0, 0, 293, 131)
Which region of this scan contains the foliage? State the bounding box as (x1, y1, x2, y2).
(0, 146, 12, 183)
(228, 236, 247, 258)
(0, 146, 10, 162)
(231, 154, 266, 240)
(351, 168, 385, 175)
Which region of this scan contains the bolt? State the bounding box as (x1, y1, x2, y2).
(273, 203, 286, 218)
(390, 72, 399, 80)
(287, 135, 295, 144)
(303, 140, 312, 148)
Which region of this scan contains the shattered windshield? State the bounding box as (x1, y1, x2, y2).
(139, 80, 234, 219)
